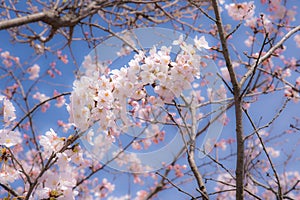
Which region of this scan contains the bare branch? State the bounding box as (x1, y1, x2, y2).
(240, 25, 300, 86)
(0, 12, 46, 30)
(156, 172, 196, 199)
(0, 182, 20, 199)
(188, 101, 209, 200)
(211, 1, 245, 199)
(244, 107, 287, 200)
(11, 92, 71, 132)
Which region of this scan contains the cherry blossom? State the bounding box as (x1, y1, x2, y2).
(0, 95, 16, 125)
(1, 51, 13, 68)
(132, 140, 142, 150)
(215, 171, 259, 199)
(116, 32, 137, 57)
(220, 67, 230, 81)
(225, 1, 255, 21)
(39, 129, 65, 157)
(34, 168, 78, 199)
(33, 92, 51, 112)
(94, 178, 115, 198)
(0, 129, 21, 147)
(0, 51, 10, 59)
(68, 36, 208, 138)
(296, 76, 300, 86)
(27, 64, 40, 80)
(215, 139, 227, 150)
(265, 147, 280, 158)
(0, 159, 20, 184)
(262, 171, 300, 199)
(244, 35, 255, 47)
(57, 50, 69, 64)
(57, 120, 72, 133)
(294, 34, 300, 48)
(173, 164, 187, 177)
(284, 86, 299, 102)
(135, 190, 148, 200)
(54, 90, 66, 108)
(194, 35, 210, 50)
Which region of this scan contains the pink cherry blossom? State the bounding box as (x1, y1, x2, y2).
(27, 64, 40, 80)
(135, 190, 148, 200)
(194, 35, 210, 50)
(57, 120, 72, 133)
(284, 86, 299, 102)
(0, 161, 20, 184)
(39, 129, 65, 157)
(1, 1, 300, 200)
(57, 50, 68, 64)
(33, 92, 50, 112)
(95, 178, 115, 198)
(173, 164, 186, 177)
(215, 139, 227, 150)
(172, 35, 184, 46)
(0, 95, 16, 125)
(244, 35, 255, 47)
(225, 1, 255, 21)
(296, 77, 300, 86)
(53, 90, 66, 108)
(35, 168, 78, 199)
(69, 37, 207, 141)
(132, 140, 142, 150)
(0, 51, 10, 59)
(0, 129, 21, 147)
(133, 174, 144, 185)
(95, 90, 114, 109)
(220, 67, 230, 81)
(294, 34, 300, 48)
(265, 147, 280, 158)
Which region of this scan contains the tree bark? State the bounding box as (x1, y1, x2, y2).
(211, 1, 245, 199)
(0, 12, 46, 30)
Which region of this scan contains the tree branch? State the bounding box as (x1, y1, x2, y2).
(0, 12, 46, 30)
(156, 172, 196, 199)
(240, 25, 300, 86)
(244, 108, 285, 200)
(188, 101, 209, 200)
(0, 182, 21, 199)
(211, 1, 245, 199)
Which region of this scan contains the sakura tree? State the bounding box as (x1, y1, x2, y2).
(0, 0, 300, 200)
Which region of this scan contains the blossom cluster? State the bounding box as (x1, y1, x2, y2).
(68, 35, 209, 135)
(225, 1, 255, 21)
(0, 95, 22, 188)
(67, 35, 211, 174)
(0, 95, 21, 147)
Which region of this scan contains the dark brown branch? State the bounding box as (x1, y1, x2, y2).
(240, 33, 269, 97)
(0, 182, 20, 199)
(156, 172, 196, 199)
(211, 1, 245, 199)
(11, 92, 71, 131)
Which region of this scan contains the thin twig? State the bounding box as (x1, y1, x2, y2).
(156, 172, 196, 199)
(11, 92, 71, 131)
(240, 25, 300, 86)
(244, 106, 287, 200)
